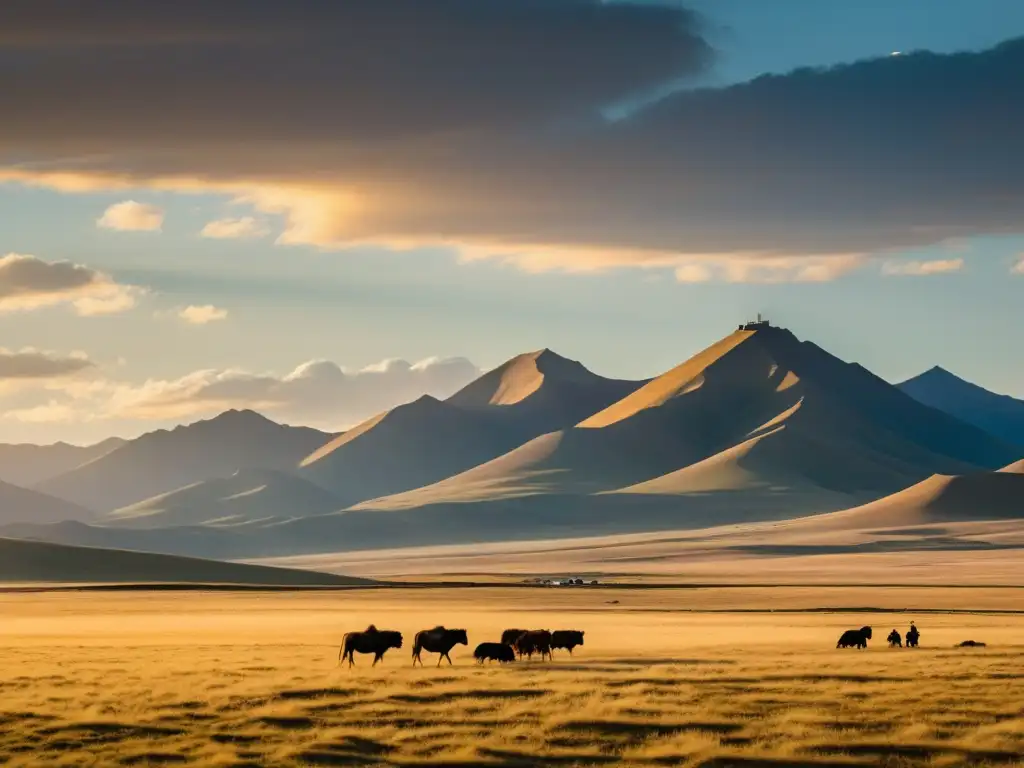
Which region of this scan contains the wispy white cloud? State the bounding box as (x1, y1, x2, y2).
(4, 401, 80, 424)
(200, 216, 269, 240)
(1012, 255, 1024, 274)
(0, 253, 142, 315)
(671, 254, 866, 284)
(881, 258, 964, 276)
(97, 200, 164, 231)
(176, 304, 228, 325)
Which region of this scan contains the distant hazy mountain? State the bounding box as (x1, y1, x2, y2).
(0, 536, 373, 585)
(299, 349, 643, 507)
(898, 366, 1024, 448)
(0, 437, 125, 487)
(0, 479, 94, 525)
(104, 468, 343, 529)
(35, 410, 333, 512)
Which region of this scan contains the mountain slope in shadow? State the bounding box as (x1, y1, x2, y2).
(899, 365, 1024, 447)
(103, 468, 344, 529)
(0, 437, 125, 487)
(0, 479, 95, 525)
(35, 410, 333, 512)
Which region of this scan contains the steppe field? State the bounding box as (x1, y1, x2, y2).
(2, 586, 1024, 768)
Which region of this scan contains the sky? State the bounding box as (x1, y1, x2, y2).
(2, 0, 1024, 445)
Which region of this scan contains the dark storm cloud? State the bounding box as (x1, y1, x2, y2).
(0, 0, 710, 144)
(1, 1, 1023, 268)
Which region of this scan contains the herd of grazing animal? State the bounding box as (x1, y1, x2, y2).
(339, 625, 584, 667)
(339, 620, 973, 666)
(840, 622, 922, 650)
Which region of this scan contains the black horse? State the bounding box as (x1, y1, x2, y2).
(412, 626, 468, 667)
(837, 626, 872, 649)
(887, 629, 902, 648)
(339, 625, 403, 667)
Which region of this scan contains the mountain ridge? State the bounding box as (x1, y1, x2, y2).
(898, 366, 1024, 448)
(298, 348, 645, 507)
(35, 409, 334, 512)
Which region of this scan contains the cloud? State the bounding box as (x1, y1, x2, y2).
(1, 352, 482, 440)
(0, 253, 142, 315)
(1013, 255, 1024, 274)
(4, 402, 80, 424)
(673, 254, 866, 283)
(105, 356, 480, 424)
(200, 216, 269, 240)
(0, 348, 94, 380)
(177, 304, 228, 325)
(1, 5, 1023, 272)
(97, 200, 164, 231)
(881, 258, 965, 276)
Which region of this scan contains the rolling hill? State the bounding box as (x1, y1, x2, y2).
(35, 410, 333, 512)
(898, 366, 1024, 447)
(0, 537, 374, 585)
(0, 479, 94, 525)
(103, 468, 344, 529)
(0, 437, 125, 487)
(776, 469, 1024, 532)
(299, 349, 642, 507)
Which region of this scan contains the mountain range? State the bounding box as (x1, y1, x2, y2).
(0, 323, 1021, 579)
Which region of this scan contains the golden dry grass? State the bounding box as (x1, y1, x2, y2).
(2, 588, 1023, 767)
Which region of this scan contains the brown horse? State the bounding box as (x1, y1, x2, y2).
(339, 625, 403, 667)
(412, 626, 468, 667)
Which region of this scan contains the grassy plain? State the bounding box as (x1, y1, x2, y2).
(1, 587, 1023, 767)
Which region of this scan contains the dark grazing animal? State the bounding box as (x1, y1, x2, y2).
(836, 626, 872, 649)
(412, 626, 468, 667)
(474, 642, 516, 664)
(339, 625, 403, 667)
(906, 623, 920, 648)
(956, 640, 986, 648)
(514, 630, 552, 661)
(551, 630, 585, 655)
(501, 629, 527, 646)
(887, 629, 902, 648)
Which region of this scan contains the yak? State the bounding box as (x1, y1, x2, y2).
(836, 626, 872, 649)
(412, 626, 468, 667)
(339, 625, 403, 667)
(551, 630, 585, 656)
(887, 629, 902, 648)
(514, 630, 552, 661)
(474, 642, 516, 664)
(501, 629, 527, 646)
